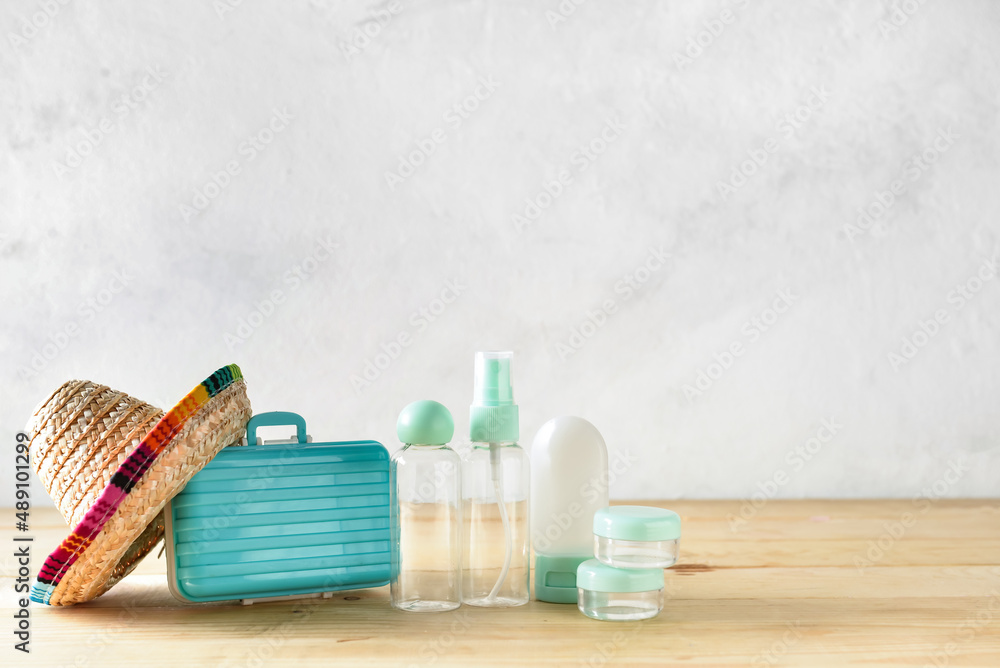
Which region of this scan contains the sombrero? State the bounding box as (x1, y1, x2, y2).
(27, 364, 251, 606)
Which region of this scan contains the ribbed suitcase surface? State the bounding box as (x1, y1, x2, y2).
(166, 412, 391, 603)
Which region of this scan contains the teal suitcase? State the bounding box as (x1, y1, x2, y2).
(165, 412, 391, 604)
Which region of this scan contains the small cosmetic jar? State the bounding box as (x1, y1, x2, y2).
(576, 559, 664, 621)
(593, 506, 681, 569)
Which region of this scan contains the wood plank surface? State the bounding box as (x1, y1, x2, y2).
(1, 500, 998, 667)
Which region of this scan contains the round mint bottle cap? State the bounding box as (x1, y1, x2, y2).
(594, 506, 681, 541)
(397, 400, 454, 445)
(576, 559, 664, 593)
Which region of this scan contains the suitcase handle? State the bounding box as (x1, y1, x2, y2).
(246, 411, 307, 445)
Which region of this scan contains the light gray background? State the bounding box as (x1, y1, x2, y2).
(3, 0, 999, 508)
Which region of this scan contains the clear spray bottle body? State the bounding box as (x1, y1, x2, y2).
(462, 440, 529, 606)
(462, 350, 529, 607)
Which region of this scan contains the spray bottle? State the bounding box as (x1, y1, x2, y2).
(462, 351, 529, 607)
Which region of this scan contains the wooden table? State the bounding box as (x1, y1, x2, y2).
(2, 500, 998, 667)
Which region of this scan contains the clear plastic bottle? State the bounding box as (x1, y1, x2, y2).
(390, 400, 462, 612)
(462, 351, 530, 607)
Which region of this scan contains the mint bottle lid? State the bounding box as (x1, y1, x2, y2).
(397, 400, 454, 445)
(576, 559, 664, 593)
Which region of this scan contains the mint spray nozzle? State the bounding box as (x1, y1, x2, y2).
(470, 351, 519, 442)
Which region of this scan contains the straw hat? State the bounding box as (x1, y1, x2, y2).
(27, 364, 251, 606)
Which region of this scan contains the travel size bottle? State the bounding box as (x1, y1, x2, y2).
(391, 400, 462, 612)
(531, 416, 609, 603)
(462, 351, 530, 607)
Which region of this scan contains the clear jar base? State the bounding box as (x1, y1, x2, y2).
(462, 595, 528, 608)
(392, 599, 461, 613)
(577, 587, 664, 621)
(578, 603, 660, 621)
(595, 536, 679, 569)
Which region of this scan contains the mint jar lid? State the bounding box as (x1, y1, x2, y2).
(593, 506, 681, 541)
(576, 559, 664, 593)
(397, 400, 455, 445)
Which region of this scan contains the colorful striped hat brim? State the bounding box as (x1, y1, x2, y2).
(28, 364, 251, 606)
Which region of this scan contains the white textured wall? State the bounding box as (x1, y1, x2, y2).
(3, 0, 999, 508)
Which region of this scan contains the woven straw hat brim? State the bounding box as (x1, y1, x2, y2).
(30, 365, 251, 606)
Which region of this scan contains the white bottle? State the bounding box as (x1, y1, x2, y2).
(530, 416, 609, 603)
